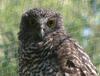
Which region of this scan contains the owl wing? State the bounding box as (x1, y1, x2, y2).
(57, 38, 98, 76)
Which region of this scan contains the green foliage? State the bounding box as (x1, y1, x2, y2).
(0, 0, 100, 75)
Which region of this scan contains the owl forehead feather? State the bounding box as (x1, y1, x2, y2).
(25, 8, 60, 18)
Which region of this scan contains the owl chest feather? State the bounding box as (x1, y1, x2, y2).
(19, 32, 97, 76)
(19, 42, 64, 76)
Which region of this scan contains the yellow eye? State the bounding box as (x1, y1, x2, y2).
(47, 19, 55, 28)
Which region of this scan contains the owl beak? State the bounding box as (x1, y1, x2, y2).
(39, 18, 48, 38)
(41, 27, 45, 38)
(40, 24, 45, 38)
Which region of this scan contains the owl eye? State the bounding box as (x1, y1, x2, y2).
(47, 19, 55, 28)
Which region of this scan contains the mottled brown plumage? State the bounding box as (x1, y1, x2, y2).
(44, 30, 98, 76)
(18, 8, 98, 76)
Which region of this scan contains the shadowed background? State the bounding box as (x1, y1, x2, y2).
(0, 0, 100, 76)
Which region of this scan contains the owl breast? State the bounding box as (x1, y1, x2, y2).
(19, 41, 64, 76)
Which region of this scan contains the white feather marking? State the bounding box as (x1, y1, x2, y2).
(82, 56, 87, 60)
(65, 73, 70, 76)
(83, 70, 87, 74)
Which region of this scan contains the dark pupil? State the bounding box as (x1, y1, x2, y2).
(47, 20, 54, 27)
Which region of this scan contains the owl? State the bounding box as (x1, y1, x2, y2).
(18, 8, 98, 76)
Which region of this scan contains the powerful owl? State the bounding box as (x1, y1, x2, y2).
(18, 8, 98, 76)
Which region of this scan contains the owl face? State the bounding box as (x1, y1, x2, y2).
(20, 8, 63, 41)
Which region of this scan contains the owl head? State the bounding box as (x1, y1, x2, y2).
(18, 8, 64, 43)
